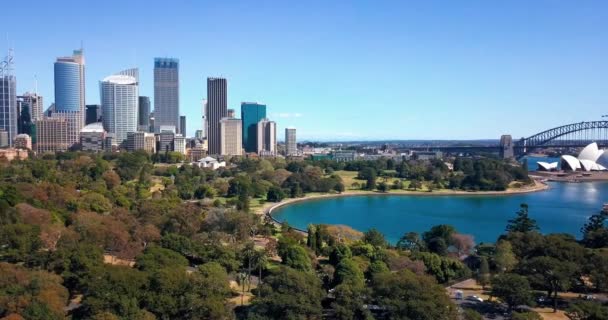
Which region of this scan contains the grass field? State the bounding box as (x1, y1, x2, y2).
(334, 170, 433, 191)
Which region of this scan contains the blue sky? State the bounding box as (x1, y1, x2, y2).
(4, 0, 608, 140)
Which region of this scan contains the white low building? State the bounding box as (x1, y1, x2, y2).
(193, 156, 226, 170)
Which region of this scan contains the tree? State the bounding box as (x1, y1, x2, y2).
(581, 210, 608, 248)
(494, 240, 518, 273)
(520, 256, 578, 312)
(281, 245, 312, 272)
(396, 232, 424, 251)
(0, 223, 41, 262)
(334, 258, 364, 286)
(334, 181, 345, 194)
(506, 203, 539, 233)
(359, 167, 377, 191)
(363, 228, 387, 248)
(329, 243, 352, 266)
(491, 273, 534, 311)
(247, 267, 324, 320)
(566, 301, 608, 320)
(477, 256, 490, 289)
(331, 281, 372, 320)
(423, 224, 455, 255)
(451, 233, 475, 256)
(266, 186, 286, 202)
(371, 269, 458, 320)
(134, 246, 188, 272)
(377, 181, 388, 192)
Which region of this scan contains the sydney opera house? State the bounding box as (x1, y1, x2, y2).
(538, 142, 608, 172)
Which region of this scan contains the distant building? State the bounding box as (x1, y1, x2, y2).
(207, 78, 227, 155)
(54, 49, 85, 147)
(0, 130, 9, 147)
(227, 109, 235, 118)
(154, 58, 179, 132)
(174, 134, 186, 154)
(138, 96, 150, 131)
(241, 102, 266, 153)
(157, 130, 175, 153)
(13, 134, 32, 150)
(148, 111, 155, 133)
(256, 118, 276, 155)
(220, 117, 242, 156)
(193, 156, 226, 170)
(179, 115, 186, 136)
(85, 104, 101, 125)
(332, 151, 357, 162)
(0, 148, 28, 161)
(104, 134, 116, 152)
(0, 71, 17, 147)
(79, 122, 106, 152)
(126, 131, 155, 153)
(285, 128, 297, 156)
(189, 143, 207, 161)
(100, 71, 139, 144)
(19, 92, 44, 122)
(195, 129, 204, 140)
(36, 117, 69, 153)
(414, 151, 443, 160)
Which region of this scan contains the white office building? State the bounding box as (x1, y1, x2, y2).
(100, 71, 138, 144)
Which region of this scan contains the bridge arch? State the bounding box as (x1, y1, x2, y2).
(516, 121, 608, 148)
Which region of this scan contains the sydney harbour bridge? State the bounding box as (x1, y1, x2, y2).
(406, 120, 608, 158)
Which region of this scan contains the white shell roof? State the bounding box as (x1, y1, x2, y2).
(578, 142, 603, 162)
(561, 155, 581, 171)
(537, 161, 558, 170)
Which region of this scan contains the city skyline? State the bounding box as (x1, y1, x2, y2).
(3, 0, 608, 140)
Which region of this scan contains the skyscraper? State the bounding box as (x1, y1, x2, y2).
(0, 51, 17, 146)
(85, 104, 101, 125)
(100, 70, 139, 144)
(36, 117, 68, 153)
(138, 96, 150, 131)
(19, 92, 43, 122)
(220, 117, 242, 156)
(206, 78, 227, 155)
(154, 58, 179, 132)
(241, 102, 266, 153)
(257, 118, 277, 155)
(54, 49, 85, 146)
(179, 115, 186, 136)
(285, 127, 297, 156)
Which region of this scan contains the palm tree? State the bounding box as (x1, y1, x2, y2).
(237, 272, 249, 305)
(242, 243, 256, 291)
(252, 249, 269, 297)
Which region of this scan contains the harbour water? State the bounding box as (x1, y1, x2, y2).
(272, 181, 608, 244)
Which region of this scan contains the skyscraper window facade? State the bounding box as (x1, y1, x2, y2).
(53, 49, 85, 146)
(241, 102, 266, 153)
(285, 127, 297, 156)
(154, 58, 179, 132)
(0, 74, 17, 146)
(138, 96, 150, 131)
(101, 71, 139, 144)
(206, 78, 227, 155)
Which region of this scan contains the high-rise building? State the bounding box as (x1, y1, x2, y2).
(19, 92, 43, 122)
(220, 117, 242, 156)
(100, 70, 139, 144)
(227, 109, 235, 118)
(0, 130, 9, 147)
(80, 122, 106, 152)
(195, 130, 204, 140)
(174, 134, 186, 154)
(16, 98, 33, 135)
(149, 111, 155, 133)
(85, 104, 101, 125)
(285, 127, 297, 156)
(126, 131, 155, 153)
(54, 49, 85, 146)
(257, 118, 277, 156)
(36, 117, 68, 153)
(0, 51, 17, 147)
(241, 102, 267, 153)
(179, 115, 186, 136)
(157, 130, 174, 154)
(153, 58, 179, 132)
(13, 134, 32, 150)
(202, 99, 207, 138)
(138, 96, 150, 132)
(206, 78, 227, 155)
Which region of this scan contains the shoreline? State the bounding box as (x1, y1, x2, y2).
(258, 179, 549, 220)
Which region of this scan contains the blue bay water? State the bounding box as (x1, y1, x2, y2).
(271, 182, 608, 244)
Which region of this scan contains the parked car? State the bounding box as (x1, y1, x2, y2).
(466, 295, 484, 302)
